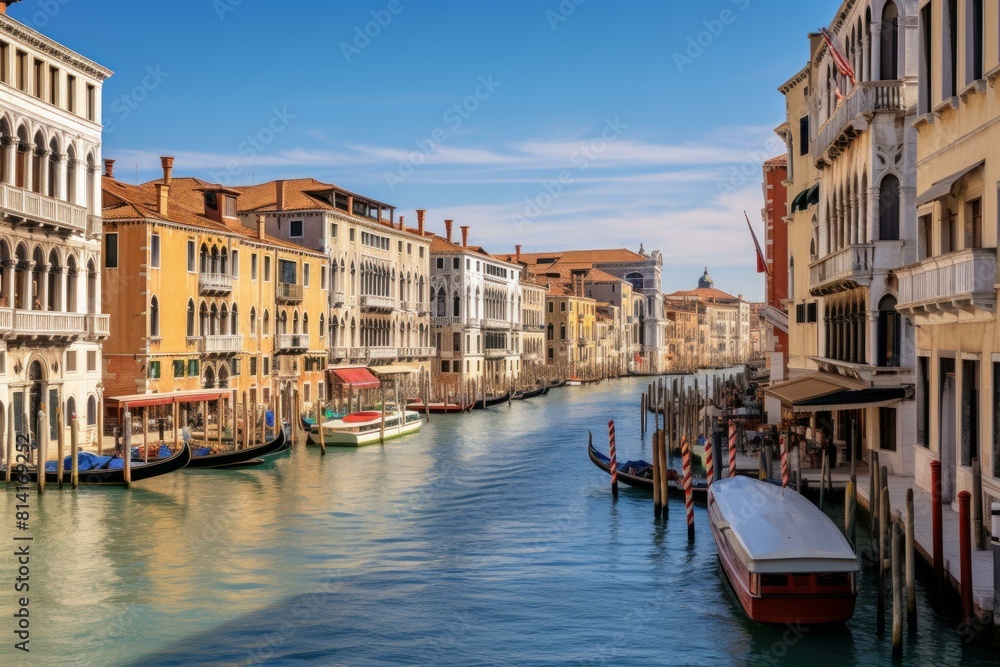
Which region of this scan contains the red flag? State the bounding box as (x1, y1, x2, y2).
(820, 27, 856, 86)
(745, 211, 770, 277)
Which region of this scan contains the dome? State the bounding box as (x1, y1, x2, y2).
(698, 267, 714, 289)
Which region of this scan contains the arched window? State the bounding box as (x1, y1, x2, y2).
(150, 295, 160, 338)
(789, 256, 795, 298)
(435, 287, 446, 317)
(879, 174, 900, 241)
(880, 1, 899, 80)
(625, 272, 643, 291)
(65, 396, 76, 425)
(263, 309, 270, 335)
(560, 323, 566, 340)
(231, 303, 238, 335)
(250, 307, 257, 335)
(186, 299, 195, 338)
(877, 295, 900, 367)
(86, 395, 97, 426)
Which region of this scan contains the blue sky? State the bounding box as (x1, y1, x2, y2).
(19, 0, 834, 298)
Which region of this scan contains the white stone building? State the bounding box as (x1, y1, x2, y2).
(0, 3, 111, 446)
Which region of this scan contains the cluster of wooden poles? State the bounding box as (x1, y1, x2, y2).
(636, 372, 749, 541)
(4, 407, 85, 492)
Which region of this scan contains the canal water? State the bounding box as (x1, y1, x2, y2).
(1, 376, 996, 666)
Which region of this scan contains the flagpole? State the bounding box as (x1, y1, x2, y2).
(744, 210, 771, 277)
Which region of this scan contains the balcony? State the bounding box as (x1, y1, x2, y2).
(523, 323, 546, 332)
(485, 348, 508, 359)
(328, 346, 350, 362)
(329, 290, 346, 307)
(368, 347, 398, 360)
(360, 294, 395, 311)
(811, 81, 910, 165)
(400, 347, 436, 358)
(0, 183, 88, 235)
(481, 317, 510, 330)
(12, 310, 87, 338)
(276, 282, 303, 304)
(809, 244, 874, 296)
(199, 272, 233, 295)
(431, 316, 466, 327)
(187, 334, 243, 355)
(87, 314, 110, 340)
(896, 248, 997, 324)
(275, 333, 309, 352)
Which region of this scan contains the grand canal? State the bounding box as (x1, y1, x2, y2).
(1, 375, 996, 666)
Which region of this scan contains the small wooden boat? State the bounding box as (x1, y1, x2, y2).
(587, 434, 708, 500)
(405, 400, 472, 414)
(214, 458, 266, 469)
(472, 391, 512, 410)
(708, 476, 859, 624)
(580, 377, 602, 385)
(5, 441, 192, 486)
(306, 409, 422, 446)
(548, 379, 567, 389)
(183, 428, 286, 469)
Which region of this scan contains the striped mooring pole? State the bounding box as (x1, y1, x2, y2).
(728, 421, 737, 478)
(704, 435, 714, 488)
(781, 434, 789, 489)
(608, 420, 619, 497)
(681, 435, 694, 541)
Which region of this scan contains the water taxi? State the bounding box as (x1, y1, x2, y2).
(306, 409, 422, 446)
(708, 476, 859, 624)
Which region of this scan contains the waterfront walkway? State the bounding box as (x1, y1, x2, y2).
(798, 464, 996, 623)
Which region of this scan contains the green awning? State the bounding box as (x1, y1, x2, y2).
(790, 189, 809, 212)
(807, 184, 820, 206)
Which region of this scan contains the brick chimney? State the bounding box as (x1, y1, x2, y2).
(275, 180, 285, 211)
(0, 1, 22, 15)
(444, 219, 454, 244)
(416, 209, 426, 236)
(257, 214, 266, 240)
(398, 214, 405, 231)
(103, 159, 115, 179)
(515, 244, 521, 262)
(346, 195, 354, 216)
(160, 156, 174, 184)
(460, 225, 469, 248)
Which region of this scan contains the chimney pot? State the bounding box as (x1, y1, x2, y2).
(257, 214, 266, 240)
(160, 156, 174, 184)
(515, 244, 521, 262)
(460, 225, 470, 248)
(444, 219, 454, 244)
(0, 1, 22, 15)
(346, 195, 354, 216)
(103, 159, 115, 179)
(398, 215, 405, 231)
(275, 180, 285, 212)
(416, 209, 426, 236)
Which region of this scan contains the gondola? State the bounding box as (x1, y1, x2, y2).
(514, 385, 548, 400)
(183, 427, 286, 469)
(472, 391, 512, 410)
(405, 400, 473, 414)
(5, 441, 192, 486)
(587, 433, 708, 501)
(548, 379, 567, 389)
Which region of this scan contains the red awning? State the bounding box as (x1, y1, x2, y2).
(330, 367, 381, 389)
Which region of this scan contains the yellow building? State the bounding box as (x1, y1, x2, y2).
(542, 272, 597, 375)
(101, 158, 328, 423)
(895, 0, 1000, 500)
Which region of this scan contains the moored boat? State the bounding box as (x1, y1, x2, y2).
(587, 435, 708, 500)
(515, 385, 548, 400)
(472, 391, 512, 410)
(5, 441, 192, 486)
(708, 476, 859, 624)
(306, 409, 422, 446)
(405, 400, 472, 414)
(565, 377, 583, 387)
(182, 427, 286, 469)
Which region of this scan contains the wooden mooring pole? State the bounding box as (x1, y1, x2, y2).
(55, 405, 64, 489)
(657, 430, 669, 519)
(905, 487, 916, 633)
(892, 519, 903, 659)
(845, 478, 856, 553)
(652, 429, 662, 519)
(123, 410, 132, 490)
(70, 413, 79, 490)
(36, 410, 46, 495)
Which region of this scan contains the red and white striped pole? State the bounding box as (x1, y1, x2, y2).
(705, 435, 714, 488)
(728, 421, 737, 477)
(781, 434, 789, 489)
(681, 435, 694, 541)
(608, 420, 618, 497)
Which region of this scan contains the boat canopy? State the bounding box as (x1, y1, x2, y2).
(710, 476, 858, 574)
(330, 367, 381, 389)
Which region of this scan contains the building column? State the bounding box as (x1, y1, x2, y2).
(23, 260, 34, 311)
(36, 149, 51, 197)
(861, 36, 870, 83)
(49, 153, 64, 200)
(1, 259, 13, 307)
(870, 24, 882, 82)
(868, 187, 880, 241)
(39, 263, 51, 311)
(0, 137, 15, 185)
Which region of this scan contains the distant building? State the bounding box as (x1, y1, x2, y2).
(664, 271, 751, 369)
